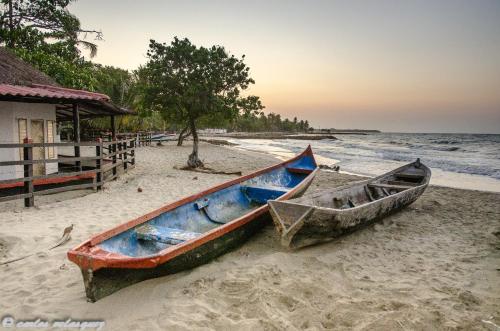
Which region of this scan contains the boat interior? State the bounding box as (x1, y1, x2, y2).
(97, 155, 316, 257)
(304, 160, 429, 210)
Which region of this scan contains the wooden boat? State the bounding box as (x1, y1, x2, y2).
(67, 146, 318, 301)
(268, 159, 431, 249)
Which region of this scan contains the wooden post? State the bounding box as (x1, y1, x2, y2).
(96, 138, 103, 190)
(130, 139, 135, 166)
(117, 139, 123, 161)
(23, 138, 34, 207)
(123, 140, 128, 171)
(110, 116, 116, 141)
(112, 141, 117, 179)
(72, 103, 81, 171)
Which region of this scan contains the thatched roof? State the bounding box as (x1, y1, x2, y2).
(0, 47, 57, 86)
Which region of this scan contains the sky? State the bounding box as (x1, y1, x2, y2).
(70, 0, 500, 133)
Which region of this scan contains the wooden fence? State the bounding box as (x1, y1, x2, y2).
(81, 130, 154, 147)
(0, 138, 135, 207)
(116, 132, 153, 147)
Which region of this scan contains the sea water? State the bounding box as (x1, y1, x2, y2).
(228, 133, 500, 192)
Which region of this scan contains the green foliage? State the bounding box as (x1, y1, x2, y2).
(13, 47, 98, 90)
(0, 0, 101, 59)
(229, 111, 310, 132)
(141, 37, 264, 166)
(93, 65, 134, 106)
(142, 38, 263, 125)
(0, 0, 102, 90)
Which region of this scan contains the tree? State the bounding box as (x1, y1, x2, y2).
(141, 37, 263, 168)
(0, 0, 102, 58)
(94, 65, 134, 106)
(0, 0, 102, 90)
(13, 47, 98, 90)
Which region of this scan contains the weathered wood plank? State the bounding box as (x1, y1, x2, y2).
(368, 183, 414, 190)
(0, 193, 33, 203)
(0, 169, 99, 185)
(33, 183, 96, 196)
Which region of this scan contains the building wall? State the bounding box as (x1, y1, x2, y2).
(0, 101, 58, 180)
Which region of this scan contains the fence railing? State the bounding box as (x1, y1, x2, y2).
(79, 130, 154, 147)
(0, 138, 135, 207)
(116, 132, 153, 147)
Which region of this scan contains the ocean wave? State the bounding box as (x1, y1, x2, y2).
(432, 140, 461, 145)
(236, 133, 500, 181)
(433, 146, 461, 152)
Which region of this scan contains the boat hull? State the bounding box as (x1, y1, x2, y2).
(269, 160, 431, 249)
(68, 146, 317, 301)
(82, 211, 268, 302)
(271, 183, 427, 249)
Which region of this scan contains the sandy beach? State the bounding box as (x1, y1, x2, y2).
(0, 142, 499, 330)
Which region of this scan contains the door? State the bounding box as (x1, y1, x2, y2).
(31, 120, 45, 176)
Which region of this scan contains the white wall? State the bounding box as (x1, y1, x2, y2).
(0, 101, 58, 180)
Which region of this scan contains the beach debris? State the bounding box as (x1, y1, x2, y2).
(49, 224, 74, 250)
(0, 225, 74, 265)
(192, 176, 198, 180)
(319, 164, 340, 171)
(137, 187, 143, 193)
(481, 318, 500, 331)
(175, 165, 242, 176)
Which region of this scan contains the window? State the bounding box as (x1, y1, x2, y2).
(47, 120, 55, 158)
(18, 119, 27, 160)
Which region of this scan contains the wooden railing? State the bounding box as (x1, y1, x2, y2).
(80, 130, 155, 147)
(0, 138, 135, 207)
(116, 132, 153, 147)
(100, 139, 136, 182)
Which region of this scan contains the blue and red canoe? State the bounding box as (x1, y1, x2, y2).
(68, 146, 318, 301)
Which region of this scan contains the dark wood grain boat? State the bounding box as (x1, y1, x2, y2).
(68, 146, 318, 301)
(268, 159, 431, 249)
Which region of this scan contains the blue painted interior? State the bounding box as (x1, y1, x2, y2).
(98, 153, 314, 257)
(285, 155, 316, 172)
(136, 226, 201, 245)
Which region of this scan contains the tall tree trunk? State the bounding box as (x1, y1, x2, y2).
(187, 119, 203, 168)
(177, 126, 191, 146)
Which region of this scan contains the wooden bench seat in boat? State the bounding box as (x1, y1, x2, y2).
(368, 183, 415, 191)
(241, 185, 290, 204)
(136, 225, 201, 245)
(395, 172, 425, 180)
(387, 180, 420, 186)
(285, 166, 314, 174)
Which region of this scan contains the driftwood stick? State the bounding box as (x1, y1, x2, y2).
(174, 165, 242, 176)
(0, 225, 74, 265)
